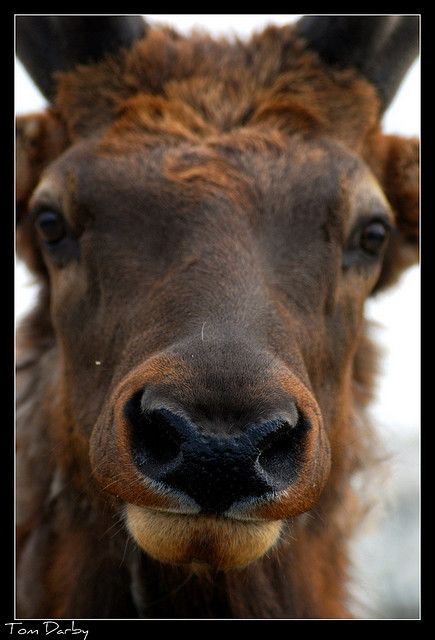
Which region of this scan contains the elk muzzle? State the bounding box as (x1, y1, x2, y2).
(89, 344, 331, 568)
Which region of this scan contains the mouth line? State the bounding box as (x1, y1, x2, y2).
(137, 474, 286, 520)
(143, 505, 267, 524)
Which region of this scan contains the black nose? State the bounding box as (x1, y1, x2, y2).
(125, 392, 308, 514)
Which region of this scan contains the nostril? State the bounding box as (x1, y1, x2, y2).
(125, 392, 183, 477)
(258, 423, 296, 477)
(138, 412, 181, 464)
(256, 415, 309, 486)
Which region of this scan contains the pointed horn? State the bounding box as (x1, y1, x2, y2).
(16, 16, 146, 101)
(295, 16, 419, 112)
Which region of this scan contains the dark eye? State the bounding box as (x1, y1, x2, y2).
(35, 210, 67, 244)
(359, 220, 389, 255)
(343, 216, 392, 270)
(33, 209, 79, 267)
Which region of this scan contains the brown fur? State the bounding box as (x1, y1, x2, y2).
(16, 22, 419, 618)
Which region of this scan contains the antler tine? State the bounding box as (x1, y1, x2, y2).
(295, 16, 393, 68)
(16, 16, 146, 101)
(295, 16, 419, 112)
(365, 16, 419, 108)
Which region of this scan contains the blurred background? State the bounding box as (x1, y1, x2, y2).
(15, 14, 420, 619)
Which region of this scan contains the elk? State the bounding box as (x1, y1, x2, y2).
(16, 15, 419, 619)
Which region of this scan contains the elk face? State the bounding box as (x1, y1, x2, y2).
(16, 16, 419, 570)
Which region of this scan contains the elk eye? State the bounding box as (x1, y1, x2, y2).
(359, 220, 389, 255)
(35, 210, 67, 244)
(343, 216, 392, 270)
(33, 209, 79, 267)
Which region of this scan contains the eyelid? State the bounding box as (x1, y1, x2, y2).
(355, 213, 395, 235)
(29, 201, 86, 238)
(370, 217, 394, 233)
(28, 174, 89, 238)
(29, 202, 64, 224)
(28, 177, 63, 210)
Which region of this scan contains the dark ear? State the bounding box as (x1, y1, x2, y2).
(374, 135, 419, 292)
(16, 111, 68, 222)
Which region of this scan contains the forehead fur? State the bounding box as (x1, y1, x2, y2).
(55, 24, 381, 152)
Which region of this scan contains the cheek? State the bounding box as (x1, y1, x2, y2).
(306, 284, 368, 408)
(49, 261, 89, 324)
(336, 265, 382, 329)
(50, 259, 120, 358)
(342, 253, 386, 298)
(49, 267, 112, 393)
(327, 296, 364, 364)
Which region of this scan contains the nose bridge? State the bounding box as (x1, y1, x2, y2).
(198, 235, 265, 322)
(166, 337, 294, 429)
(145, 216, 270, 341)
(120, 203, 306, 374)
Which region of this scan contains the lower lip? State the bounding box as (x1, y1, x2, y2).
(125, 504, 283, 569)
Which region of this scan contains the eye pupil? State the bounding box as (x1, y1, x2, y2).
(35, 211, 66, 243)
(360, 221, 388, 254)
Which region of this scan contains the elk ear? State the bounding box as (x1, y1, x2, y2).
(16, 110, 68, 223)
(374, 134, 419, 292)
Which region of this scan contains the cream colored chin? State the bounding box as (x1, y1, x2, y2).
(126, 504, 282, 570)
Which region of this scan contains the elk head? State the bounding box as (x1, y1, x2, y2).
(16, 16, 419, 570)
